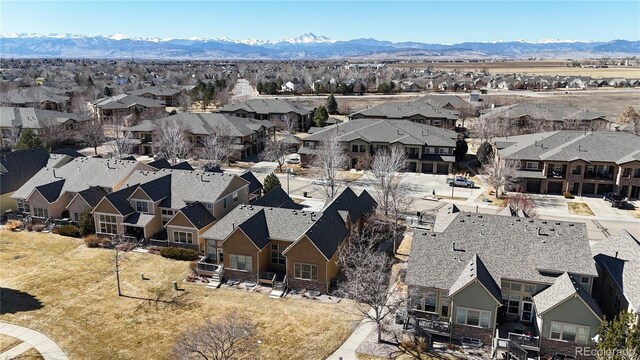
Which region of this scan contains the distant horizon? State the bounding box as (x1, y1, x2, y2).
(1, 32, 638, 45)
(1, 1, 639, 44)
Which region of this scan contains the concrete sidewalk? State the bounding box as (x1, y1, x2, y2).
(0, 321, 68, 360)
(326, 316, 375, 360)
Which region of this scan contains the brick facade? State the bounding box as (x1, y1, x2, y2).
(224, 269, 257, 283)
(287, 278, 327, 293)
(540, 339, 595, 359)
(451, 324, 493, 346)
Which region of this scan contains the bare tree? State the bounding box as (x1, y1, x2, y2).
(506, 192, 537, 218)
(371, 145, 406, 217)
(618, 106, 640, 135)
(78, 120, 106, 156)
(172, 310, 258, 360)
(260, 137, 289, 173)
(177, 92, 192, 112)
(198, 125, 233, 171)
(70, 93, 92, 117)
(152, 119, 191, 165)
(3, 124, 22, 149)
(470, 115, 505, 142)
(311, 131, 347, 199)
(273, 116, 296, 134)
(104, 117, 135, 159)
(337, 221, 402, 344)
(109, 234, 144, 297)
(39, 120, 74, 149)
(481, 152, 519, 199)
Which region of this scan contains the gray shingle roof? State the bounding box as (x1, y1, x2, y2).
(132, 86, 180, 97)
(449, 254, 501, 303)
(91, 94, 165, 110)
(415, 94, 475, 112)
(5, 87, 69, 106)
(350, 101, 458, 120)
(240, 171, 262, 194)
(122, 169, 249, 210)
(12, 158, 142, 201)
(251, 186, 302, 210)
(302, 119, 457, 148)
(35, 179, 65, 203)
(76, 186, 108, 207)
(0, 149, 50, 195)
(126, 113, 274, 138)
(0, 107, 90, 129)
(406, 213, 598, 291)
(481, 103, 607, 123)
(533, 273, 603, 318)
(219, 98, 312, 116)
(104, 185, 138, 215)
(496, 131, 640, 163)
(592, 230, 640, 312)
(179, 201, 216, 230)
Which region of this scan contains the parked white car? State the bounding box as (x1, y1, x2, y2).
(312, 178, 333, 186)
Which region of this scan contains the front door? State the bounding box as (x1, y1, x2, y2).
(217, 248, 224, 265)
(521, 301, 533, 322)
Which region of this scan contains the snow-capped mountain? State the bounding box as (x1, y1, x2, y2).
(0, 33, 638, 59)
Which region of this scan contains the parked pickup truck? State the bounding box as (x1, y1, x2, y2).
(446, 176, 475, 188)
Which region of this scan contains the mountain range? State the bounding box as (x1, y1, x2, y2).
(1, 33, 638, 60)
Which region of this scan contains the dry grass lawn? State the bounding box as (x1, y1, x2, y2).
(0, 231, 362, 360)
(17, 347, 45, 359)
(568, 202, 595, 216)
(0, 334, 22, 353)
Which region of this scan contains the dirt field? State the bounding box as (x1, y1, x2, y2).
(0, 231, 361, 360)
(391, 60, 640, 78)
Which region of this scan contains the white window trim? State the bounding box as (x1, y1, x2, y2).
(455, 307, 491, 328)
(131, 200, 151, 214)
(229, 254, 253, 272)
(98, 214, 118, 234)
(172, 231, 193, 244)
(271, 244, 286, 265)
(294, 262, 318, 281)
(526, 162, 539, 170)
(549, 321, 590, 344)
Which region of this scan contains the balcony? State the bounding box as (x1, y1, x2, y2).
(547, 169, 566, 179)
(196, 257, 224, 278)
(404, 315, 451, 336)
(584, 172, 614, 180)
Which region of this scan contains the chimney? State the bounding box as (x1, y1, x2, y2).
(232, 222, 235, 230)
(52, 169, 61, 179)
(615, 251, 618, 259)
(201, 174, 209, 182)
(452, 241, 456, 251)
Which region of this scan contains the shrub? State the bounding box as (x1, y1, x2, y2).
(33, 224, 46, 232)
(25, 223, 34, 232)
(79, 209, 95, 236)
(5, 220, 23, 231)
(58, 225, 81, 238)
(563, 192, 574, 199)
(84, 235, 108, 248)
(160, 247, 199, 261)
(151, 229, 167, 240)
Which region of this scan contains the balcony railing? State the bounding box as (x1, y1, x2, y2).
(149, 238, 169, 247)
(584, 172, 614, 180)
(508, 333, 540, 349)
(547, 170, 566, 179)
(196, 257, 224, 277)
(405, 315, 451, 335)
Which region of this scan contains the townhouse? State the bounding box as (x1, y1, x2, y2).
(91, 94, 166, 123)
(125, 113, 276, 160)
(591, 230, 640, 326)
(4, 86, 70, 110)
(0, 149, 51, 214)
(298, 119, 459, 174)
(219, 99, 315, 132)
(92, 169, 250, 248)
(480, 103, 610, 132)
(0, 107, 92, 148)
(131, 85, 181, 107)
(406, 212, 603, 359)
(197, 187, 376, 294)
(349, 101, 459, 129)
(11, 157, 154, 221)
(495, 131, 640, 198)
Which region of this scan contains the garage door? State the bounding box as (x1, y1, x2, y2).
(547, 181, 563, 194)
(597, 184, 613, 195)
(422, 162, 433, 173)
(526, 180, 541, 194)
(436, 163, 449, 174)
(407, 162, 417, 172)
(582, 183, 596, 195)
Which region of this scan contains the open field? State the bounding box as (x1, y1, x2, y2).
(391, 60, 640, 78)
(0, 231, 361, 360)
(0, 334, 22, 353)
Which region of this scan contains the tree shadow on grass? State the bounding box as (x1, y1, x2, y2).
(0, 287, 43, 314)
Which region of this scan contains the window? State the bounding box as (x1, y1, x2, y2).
(412, 291, 437, 313)
(581, 277, 590, 284)
(550, 322, 589, 344)
(33, 207, 48, 218)
(438, 148, 449, 154)
(131, 200, 150, 213)
(271, 244, 286, 265)
(502, 294, 520, 314)
(73, 212, 80, 222)
(441, 299, 450, 317)
(526, 162, 539, 170)
(161, 209, 175, 225)
(622, 168, 632, 177)
(98, 214, 117, 234)
(294, 263, 318, 281)
(524, 284, 537, 294)
(173, 231, 193, 244)
(433, 119, 442, 126)
(351, 145, 358, 152)
(17, 200, 30, 213)
(634, 169, 640, 178)
(233, 192, 239, 203)
(229, 254, 253, 272)
(455, 307, 491, 328)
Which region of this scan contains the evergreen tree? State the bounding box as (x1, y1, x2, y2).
(104, 86, 113, 97)
(263, 173, 281, 193)
(454, 136, 469, 163)
(256, 82, 263, 94)
(597, 311, 640, 358)
(79, 209, 96, 236)
(314, 105, 329, 127)
(476, 142, 494, 165)
(15, 129, 47, 151)
(326, 94, 338, 115)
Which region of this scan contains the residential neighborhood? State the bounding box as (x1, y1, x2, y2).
(1, 3, 639, 360)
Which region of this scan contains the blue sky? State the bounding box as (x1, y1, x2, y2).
(1, 1, 639, 43)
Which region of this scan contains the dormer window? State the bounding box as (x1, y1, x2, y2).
(131, 200, 150, 214)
